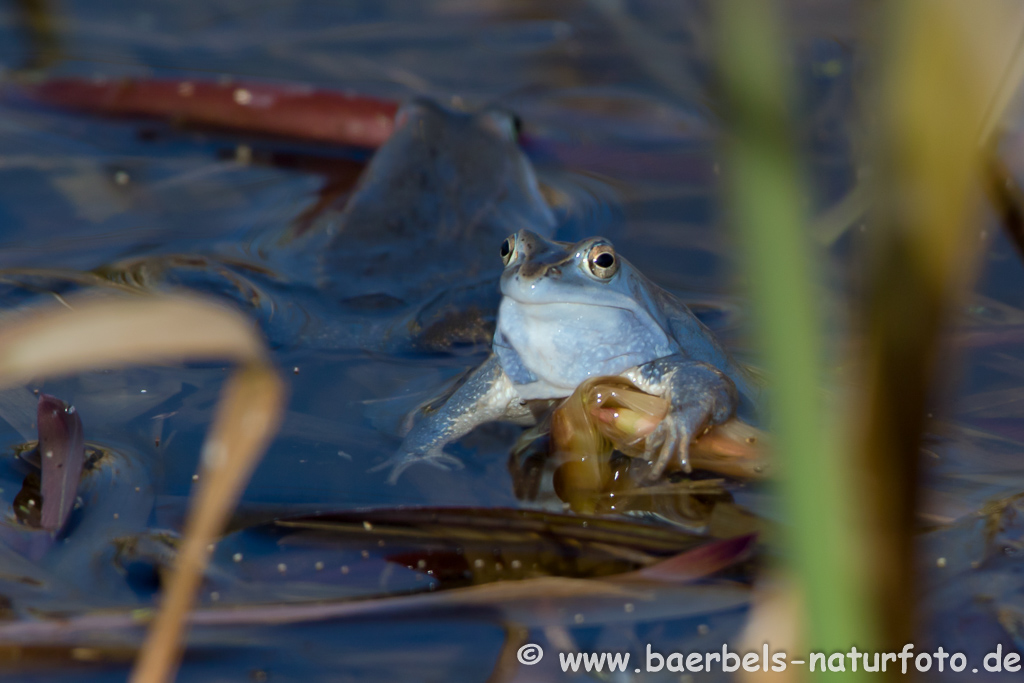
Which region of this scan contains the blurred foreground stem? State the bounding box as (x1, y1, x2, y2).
(717, 1, 1024, 678)
(713, 0, 872, 675)
(859, 0, 1021, 658)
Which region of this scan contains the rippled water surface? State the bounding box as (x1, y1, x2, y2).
(0, 1, 1022, 681)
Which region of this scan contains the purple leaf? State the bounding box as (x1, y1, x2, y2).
(613, 533, 757, 584)
(37, 394, 85, 534)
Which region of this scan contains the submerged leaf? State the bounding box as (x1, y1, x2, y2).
(615, 533, 757, 583)
(263, 506, 715, 587)
(37, 394, 85, 535)
(0, 535, 753, 645)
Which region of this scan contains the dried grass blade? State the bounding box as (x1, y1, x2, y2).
(0, 293, 266, 388)
(855, 0, 1024, 655)
(130, 363, 285, 683)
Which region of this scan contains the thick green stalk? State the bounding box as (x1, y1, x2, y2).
(713, 0, 872, 676)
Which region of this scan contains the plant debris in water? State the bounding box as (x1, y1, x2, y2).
(511, 375, 769, 518)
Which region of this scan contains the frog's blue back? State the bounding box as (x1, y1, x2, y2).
(320, 98, 557, 305)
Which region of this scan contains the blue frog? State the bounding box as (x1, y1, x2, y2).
(380, 229, 759, 481)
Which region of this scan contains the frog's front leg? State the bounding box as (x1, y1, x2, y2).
(624, 355, 738, 480)
(373, 354, 530, 483)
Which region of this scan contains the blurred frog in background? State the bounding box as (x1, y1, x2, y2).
(316, 97, 562, 351)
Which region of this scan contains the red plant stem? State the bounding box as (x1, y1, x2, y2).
(19, 78, 399, 148)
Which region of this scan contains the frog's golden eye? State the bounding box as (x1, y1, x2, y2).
(587, 243, 618, 279)
(500, 234, 516, 266)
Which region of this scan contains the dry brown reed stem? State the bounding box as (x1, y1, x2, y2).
(0, 293, 265, 385)
(131, 363, 284, 683)
(984, 153, 1024, 261)
(857, 0, 1024, 665)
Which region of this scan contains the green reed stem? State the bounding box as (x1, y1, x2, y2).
(713, 0, 872, 677)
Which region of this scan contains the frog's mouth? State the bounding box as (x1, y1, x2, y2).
(498, 298, 650, 341)
(497, 295, 673, 362)
(508, 302, 640, 323)
(499, 286, 642, 312)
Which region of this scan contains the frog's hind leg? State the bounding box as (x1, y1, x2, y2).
(630, 357, 738, 481)
(372, 354, 527, 483)
(370, 446, 466, 485)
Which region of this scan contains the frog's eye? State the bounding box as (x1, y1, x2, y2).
(500, 234, 517, 266)
(586, 243, 618, 279)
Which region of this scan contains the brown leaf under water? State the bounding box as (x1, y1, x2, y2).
(616, 533, 757, 583)
(267, 505, 721, 586)
(36, 394, 85, 535)
(0, 534, 753, 645)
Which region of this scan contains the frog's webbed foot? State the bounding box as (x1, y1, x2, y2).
(369, 447, 465, 485)
(372, 354, 518, 484)
(636, 359, 737, 481)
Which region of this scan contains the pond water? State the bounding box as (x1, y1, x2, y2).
(0, 1, 1021, 681)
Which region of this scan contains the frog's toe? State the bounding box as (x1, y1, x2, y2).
(643, 418, 691, 481)
(422, 451, 466, 473)
(370, 449, 465, 484)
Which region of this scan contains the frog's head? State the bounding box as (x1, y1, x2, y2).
(494, 229, 675, 396)
(339, 98, 555, 243)
(392, 97, 522, 147)
(498, 229, 641, 309)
